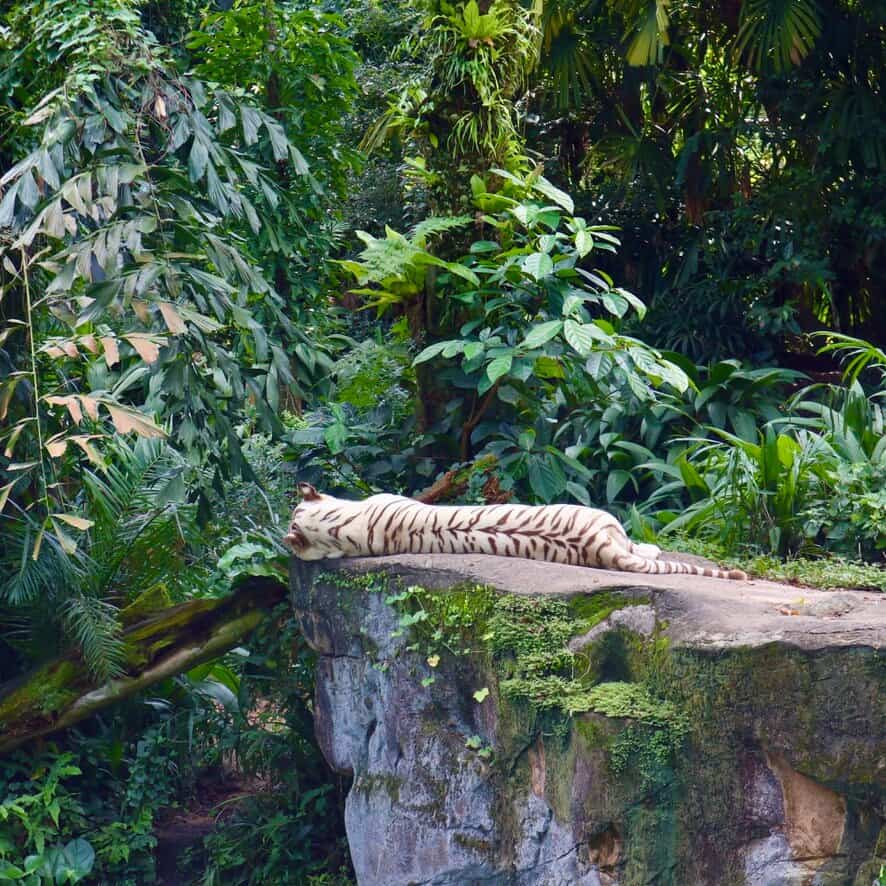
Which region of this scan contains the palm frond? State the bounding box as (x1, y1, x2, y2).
(623, 0, 670, 67)
(812, 332, 886, 388)
(734, 0, 821, 73)
(0, 517, 81, 607)
(0, 438, 197, 679)
(80, 438, 198, 604)
(541, 5, 595, 108)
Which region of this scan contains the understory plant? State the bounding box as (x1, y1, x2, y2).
(650, 338, 886, 561)
(338, 166, 691, 504)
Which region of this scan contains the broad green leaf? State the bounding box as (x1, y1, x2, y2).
(442, 340, 465, 358)
(522, 253, 554, 281)
(566, 481, 591, 506)
(575, 229, 594, 257)
(606, 469, 632, 503)
(463, 341, 484, 361)
(324, 420, 347, 454)
(527, 453, 567, 502)
(486, 354, 513, 384)
(241, 106, 261, 145)
(532, 176, 575, 213)
(413, 342, 450, 365)
(62, 838, 95, 879)
(534, 355, 565, 378)
(188, 137, 208, 181)
(677, 457, 710, 501)
(614, 287, 647, 320)
(469, 240, 500, 253)
(563, 319, 607, 355)
(521, 320, 562, 350)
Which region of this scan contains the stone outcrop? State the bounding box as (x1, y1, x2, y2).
(291, 554, 885, 885)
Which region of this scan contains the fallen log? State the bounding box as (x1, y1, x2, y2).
(0, 576, 286, 754)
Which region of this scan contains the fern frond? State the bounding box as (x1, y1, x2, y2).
(61, 595, 126, 682)
(409, 215, 473, 249)
(346, 230, 423, 285)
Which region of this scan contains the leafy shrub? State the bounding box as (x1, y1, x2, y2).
(337, 168, 692, 503)
(0, 753, 94, 885)
(183, 606, 352, 885)
(801, 459, 886, 561)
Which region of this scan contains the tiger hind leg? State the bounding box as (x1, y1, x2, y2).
(631, 541, 661, 560)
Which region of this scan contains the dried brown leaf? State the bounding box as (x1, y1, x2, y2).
(100, 336, 120, 367)
(131, 299, 151, 323)
(45, 434, 69, 457)
(80, 395, 99, 420)
(105, 403, 166, 438)
(124, 333, 162, 363)
(159, 302, 187, 334)
(46, 394, 83, 424)
(80, 333, 99, 354)
(69, 434, 104, 464)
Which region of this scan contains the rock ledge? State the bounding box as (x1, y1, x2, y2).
(293, 554, 885, 885)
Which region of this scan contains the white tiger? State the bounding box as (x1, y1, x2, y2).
(284, 484, 747, 581)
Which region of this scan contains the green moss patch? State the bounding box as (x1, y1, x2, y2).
(120, 584, 174, 626)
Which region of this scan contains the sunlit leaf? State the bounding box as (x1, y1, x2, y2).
(0, 481, 13, 515)
(522, 252, 554, 280)
(52, 513, 94, 531)
(50, 518, 78, 554)
(486, 354, 513, 384)
(100, 337, 120, 367)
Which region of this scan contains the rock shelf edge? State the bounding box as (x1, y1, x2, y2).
(291, 553, 885, 886)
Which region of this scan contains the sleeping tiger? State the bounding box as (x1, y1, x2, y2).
(284, 484, 747, 581)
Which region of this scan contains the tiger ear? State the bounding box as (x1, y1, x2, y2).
(297, 482, 321, 501)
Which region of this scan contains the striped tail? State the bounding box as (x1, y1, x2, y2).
(615, 551, 747, 581)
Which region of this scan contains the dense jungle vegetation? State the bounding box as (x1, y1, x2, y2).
(0, 0, 883, 881)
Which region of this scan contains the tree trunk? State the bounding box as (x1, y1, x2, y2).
(0, 576, 286, 754)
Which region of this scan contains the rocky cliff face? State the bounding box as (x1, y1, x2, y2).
(291, 554, 885, 886)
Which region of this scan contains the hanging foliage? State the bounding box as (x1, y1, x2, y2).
(0, 0, 331, 558)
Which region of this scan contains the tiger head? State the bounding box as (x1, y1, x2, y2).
(283, 483, 344, 560)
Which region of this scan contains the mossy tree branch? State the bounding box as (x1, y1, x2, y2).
(0, 577, 287, 754)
